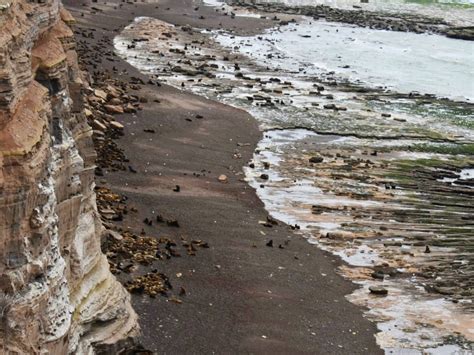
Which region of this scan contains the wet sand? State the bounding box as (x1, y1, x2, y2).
(63, 0, 382, 353)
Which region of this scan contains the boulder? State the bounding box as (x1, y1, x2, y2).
(104, 104, 124, 114)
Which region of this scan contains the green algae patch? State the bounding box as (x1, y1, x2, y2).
(409, 143, 474, 156)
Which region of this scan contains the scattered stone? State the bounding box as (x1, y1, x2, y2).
(309, 156, 324, 163)
(143, 217, 153, 226)
(94, 89, 108, 100)
(371, 272, 385, 280)
(109, 121, 124, 130)
(104, 104, 124, 114)
(166, 219, 180, 228)
(218, 174, 228, 183)
(267, 215, 278, 226)
(92, 119, 107, 132)
(369, 286, 388, 295)
(168, 297, 183, 304)
(84, 108, 94, 118)
(125, 271, 171, 298)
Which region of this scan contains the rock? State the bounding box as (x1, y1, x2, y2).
(125, 271, 171, 298)
(108, 97, 122, 105)
(325, 231, 354, 240)
(218, 174, 228, 183)
(105, 84, 121, 98)
(267, 215, 279, 225)
(445, 27, 474, 41)
(433, 286, 457, 295)
(369, 286, 388, 295)
(167, 219, 180, 228)
(110, 121, 124, 130)
(309, 156, 324, 163)
(371, 272, 385, 280)
(393, 117, 407, 122)
(0, 2, 138, 352)
(92, 119, 107, 132)
(94, 88, 108, 100)
(104, 104, 124, 114)
(124, 103, 137, 113)
(260, 173, 269, 180)
(105, 229, 123, 242)
(84, 108, 94, 118)
(29, 208, 44, 229)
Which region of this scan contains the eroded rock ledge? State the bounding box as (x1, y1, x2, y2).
(0, 0, 138, 353)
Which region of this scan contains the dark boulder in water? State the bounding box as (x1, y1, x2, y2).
(309, 156, 324, 163)
(369, 286, 388, 295)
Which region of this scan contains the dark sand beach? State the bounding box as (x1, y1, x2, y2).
(63, 0, 383, 353)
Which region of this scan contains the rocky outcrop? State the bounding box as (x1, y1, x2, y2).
(0, 0, 138, 353)
(229, 0, 474, 40)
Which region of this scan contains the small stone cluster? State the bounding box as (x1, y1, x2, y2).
(125, 271, 172, 298)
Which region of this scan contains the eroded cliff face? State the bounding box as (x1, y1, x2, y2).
(0, 0, 138, 353)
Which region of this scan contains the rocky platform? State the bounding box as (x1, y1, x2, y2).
(228, 0, 474, 40)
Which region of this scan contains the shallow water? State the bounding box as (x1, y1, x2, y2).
(229, 0, 474, 26)
(214, 19, 474, 101)
(114, 8, 474, 353)
(244, 129, 474, 351)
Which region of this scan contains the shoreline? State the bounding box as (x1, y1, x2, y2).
(100, 0, 473, 351)
(226, 0, 474, 40)
(64, 0, 384, 353)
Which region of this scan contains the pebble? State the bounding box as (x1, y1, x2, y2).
(369, 285, 388, 295)
(218, 174, 228, 183)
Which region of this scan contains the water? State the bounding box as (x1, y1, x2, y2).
(245, 129, 474, 351)
(228, 0, 474, 26)
(114, 2, 474, 352)
(214, 19, 474, 101)
(252, 0, 474, 5)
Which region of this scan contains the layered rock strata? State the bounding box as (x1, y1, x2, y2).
(0, 0, 138, 353)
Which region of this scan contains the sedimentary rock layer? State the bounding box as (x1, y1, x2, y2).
(0, 0, 138, 353)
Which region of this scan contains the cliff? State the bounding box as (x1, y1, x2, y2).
(0, 0, 138, 353)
